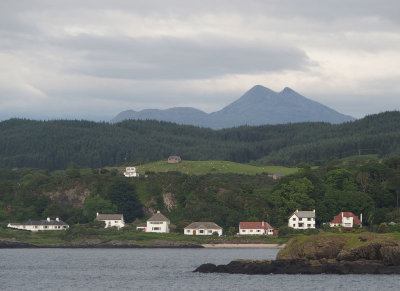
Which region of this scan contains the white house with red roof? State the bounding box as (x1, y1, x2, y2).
(330, 212, 362, 228)
(239, 221, 274, 235)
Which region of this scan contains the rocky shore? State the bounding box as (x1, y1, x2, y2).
(0, 240, 203, 248)
(194, 234, 400, 274)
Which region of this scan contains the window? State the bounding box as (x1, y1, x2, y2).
(299, 218, 303, 221)
(241, 229, 245, 232)
(250, 230, 253, 232)
(208, 230, 212, 233)
(257, 230, 260, 232)
(292, 217, 296, 221)
(186, 230, 190, 233)
(152, 227, 161, 231)
(199, 230, 204, 234)
(150, 222, 162, 224)
(307, 224, 311, 227)
(299, 223, 303, 227)
(115, 221, 118, 223)
(292, 224, 295, 227)
(307, 218, 311, 221)
(44, 226, 48, 229)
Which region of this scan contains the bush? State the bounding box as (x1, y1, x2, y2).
(377, 222, 388, 233)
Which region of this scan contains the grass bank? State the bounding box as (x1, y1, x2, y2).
(119, 160, 298, 176)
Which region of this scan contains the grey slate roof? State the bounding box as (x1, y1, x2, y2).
(292, 210, 315, 218)
(96, 214, 124, 221)
(24, 219, 68, 226)
(184, 222, 222, 230)
(136, 223, 147, 227)
(147, 212, 170, 223)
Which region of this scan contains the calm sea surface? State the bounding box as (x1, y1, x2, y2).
(0, 248, 398, 291)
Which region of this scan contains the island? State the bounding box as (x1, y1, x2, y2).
(194, 233, 400, 274)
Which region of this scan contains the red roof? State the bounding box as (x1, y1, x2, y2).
(331, 212, 361, 224)
(239, 221, 273, 230)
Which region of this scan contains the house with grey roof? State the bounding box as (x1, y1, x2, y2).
(7, 217, 69, 232)
(95, 213, 125, 229)
(184, 222, 223, 236)
(288, 209, 316, 229)
(146, 211, 170, 233)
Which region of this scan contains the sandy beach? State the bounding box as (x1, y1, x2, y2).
(202, 243, 285, 248)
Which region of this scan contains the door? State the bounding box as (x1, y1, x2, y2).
(193, 230, 196, 235)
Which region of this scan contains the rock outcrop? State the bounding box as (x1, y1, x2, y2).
(194, 234, 400, 274)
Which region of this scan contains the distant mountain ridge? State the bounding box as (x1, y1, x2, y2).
(111, 85, 355, 128)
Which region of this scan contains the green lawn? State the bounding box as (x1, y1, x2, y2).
(120, 160, 298, 176)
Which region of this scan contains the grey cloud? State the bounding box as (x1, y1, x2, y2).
(55, 36, 311, 80)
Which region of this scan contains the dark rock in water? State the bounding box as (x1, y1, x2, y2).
(194, 259, 400, 275)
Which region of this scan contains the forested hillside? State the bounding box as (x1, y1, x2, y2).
(1, 111, 400, 170)
(1, 157, 399, 230)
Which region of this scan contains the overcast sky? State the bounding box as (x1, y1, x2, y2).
(1, 0, 399, 121)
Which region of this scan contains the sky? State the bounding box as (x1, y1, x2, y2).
(0, 0, 399, 121)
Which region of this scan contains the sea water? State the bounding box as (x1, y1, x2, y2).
(0, 248, 398, 290)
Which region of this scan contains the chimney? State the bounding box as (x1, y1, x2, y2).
(313, 209, 315, 213)
(296, 209, 298, 213)
(360, 213, 363, 222)
(96, 212, 99, 217)
(56, 217, 59, 222)
(157, 211, 160, 213)
(262, 221, 264, 227)
(47, 217, 50, 221)
(342, 212, 344, 219)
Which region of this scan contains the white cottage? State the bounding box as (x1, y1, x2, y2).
(7, 217, 69, 232)
(184, 222, 223, 236)
(330, 212, 362, 228)
(239, 221, 274, 235)
(146, 211, 170, 233)
(288, 209, 316, 229)
(95, 213, 125, 229)
(124, 167, 139, 177)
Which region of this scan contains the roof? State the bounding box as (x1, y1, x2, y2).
(96, 214, 124, 221)
(239, 221, 274, 230)
(291, 210, 315, 218)
(23, 219, 68, 226)
(168, 156, 181, 159)
(147, 212, 170, 223)
(136, 223, 147, 227)
(331, 212, 361, 224)
(184, 222, 222, 230)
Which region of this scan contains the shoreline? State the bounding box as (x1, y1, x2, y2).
(202, 243, 285, 248)
(0, 240, 285, 249)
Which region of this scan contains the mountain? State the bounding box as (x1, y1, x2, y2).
(111, 85, 354, 128)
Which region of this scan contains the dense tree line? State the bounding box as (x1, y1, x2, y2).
(1, 111, 400, 170)
(1, 157, 400, 232)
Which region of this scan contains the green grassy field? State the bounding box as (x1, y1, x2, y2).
(338, 154, 379, 163)
(121, 160, 298, 176)
(0, 226, 288, 246)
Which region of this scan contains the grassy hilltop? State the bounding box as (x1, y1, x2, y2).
(121, 160, 298, 176)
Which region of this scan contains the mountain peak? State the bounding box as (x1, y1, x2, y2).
(111, 85, 355, 128)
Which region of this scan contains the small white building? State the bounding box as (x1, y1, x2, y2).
(124, 167, 139, 177)
(146, 211, 170, 233)
(7, 217, 69, 232)
(239, 221, 274, 235)
(288, 209, 316, 229)
(330, 212, 362, 228)
(184, 222, 223, 236)
(136, 222, 147, 231)
(95, 213, 125, 229)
